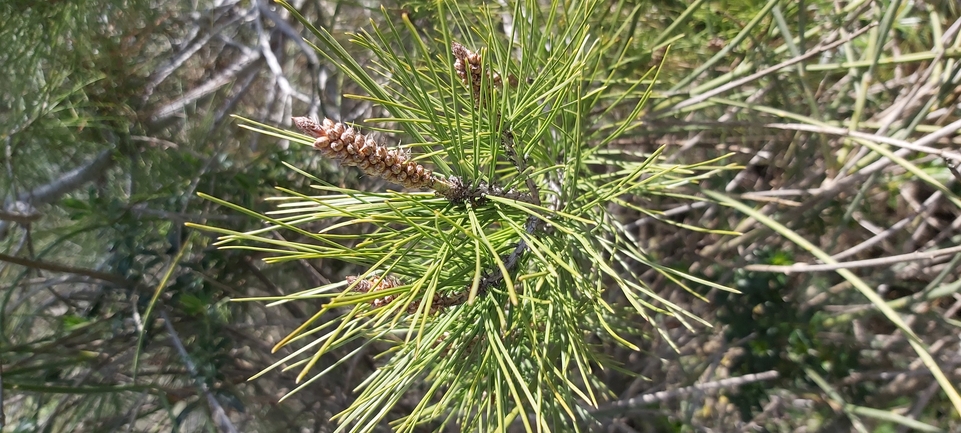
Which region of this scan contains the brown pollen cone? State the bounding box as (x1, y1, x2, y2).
(452, 42, 488, 102)
(452, 42, 516, 103)
(347, 274, 445, 313)
(292, 116, 436, 190)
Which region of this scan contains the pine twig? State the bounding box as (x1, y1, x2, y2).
(592, 370, 781, 415)
(450, 42, 536, 204)
(450, 42, 543, 300)
(347, 274, 484, 314)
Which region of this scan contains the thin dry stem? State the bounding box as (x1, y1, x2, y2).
(744, 245, 961, 273)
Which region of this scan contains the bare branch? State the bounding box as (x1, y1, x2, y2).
(663, 25, 873, 112)
(256, 0, 319, 66)
(0, 252, 132, 287)
(160, 311, 240, 433)
(16, 149, 114, 205)
(593, 371, 780, 415)
(149, 49, 263, 124)
(142, 12, 245, 100)
(0, 202, 40, 224)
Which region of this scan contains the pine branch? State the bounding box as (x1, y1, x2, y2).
(199, 2, 739, 430)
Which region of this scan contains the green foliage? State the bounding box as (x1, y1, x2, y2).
(1, 1, 334, 430)
(718, 248, 863, 422)
(194, 0, 736, 430)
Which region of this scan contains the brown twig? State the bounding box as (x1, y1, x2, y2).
(0, 252, 133, 287)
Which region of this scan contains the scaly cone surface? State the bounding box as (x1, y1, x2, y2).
(292, 116, 437, 190)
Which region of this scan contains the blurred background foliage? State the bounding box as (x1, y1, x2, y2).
(1, 0, 960, 431)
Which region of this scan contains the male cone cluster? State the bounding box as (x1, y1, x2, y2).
(292, 116, 436, 189)
(452, 42, 516, 104)
(346, 275, 405, 310)
(347, 274, 469, 314)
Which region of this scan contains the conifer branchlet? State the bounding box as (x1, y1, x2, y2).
(292, 115, 537, 205)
